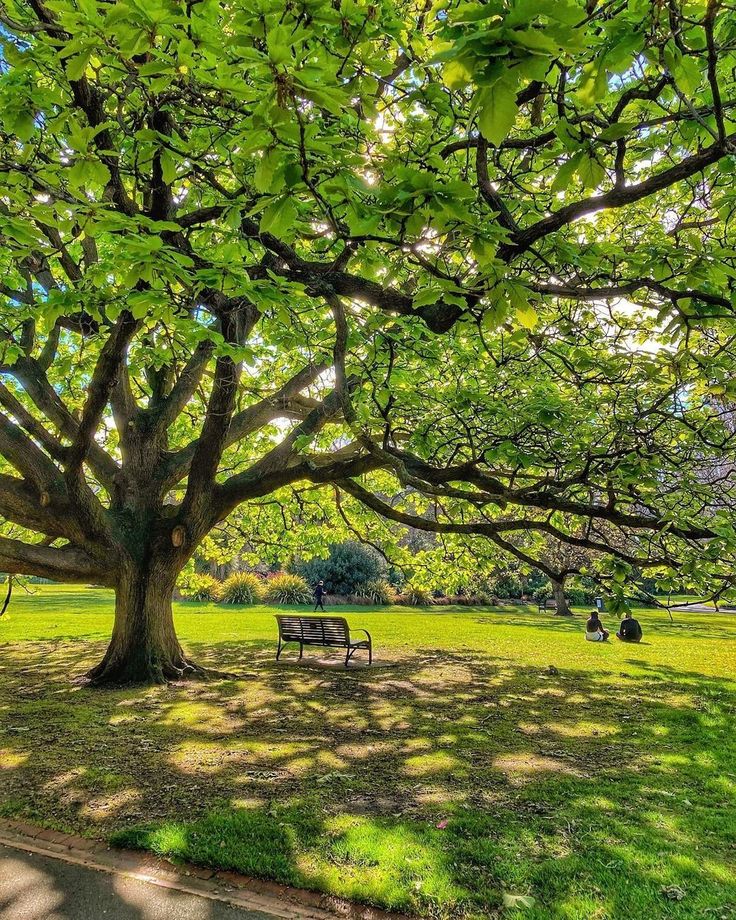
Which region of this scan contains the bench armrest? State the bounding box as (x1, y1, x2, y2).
(354, 628, 372, 643)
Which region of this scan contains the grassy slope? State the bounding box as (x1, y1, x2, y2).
(0, 585, 735, 919)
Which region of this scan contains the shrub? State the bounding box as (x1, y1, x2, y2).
(265, 573, 312, 605)
(490, 574, 524, 599)
(567, 585, 595, 606)
(438, 594, 486, 606)
(404, 584, 434, 606)
(180, 574, 222, 602)
(290, 541, 385, 595)
(219, 572, 264, 604)
(354, 579, 396, 605)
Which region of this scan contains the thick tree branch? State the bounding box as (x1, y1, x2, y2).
(178, 305, 258, 532)
(504, 133, 735, 257)
(155, 340, 215, 433)
(0, 381, 66, 463)
(161, 361, 327, 490)
(0, 473, 89, 545)
(0, 534, 109, 584)
(338, 479, 677, 570)
(0, 410, 62, 493)
(66, 312, 139, 476)
(7, 357, 119, 493)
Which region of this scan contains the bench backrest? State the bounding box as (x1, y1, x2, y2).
(540, 599, 557, 608)
(275, 615, 350, 645)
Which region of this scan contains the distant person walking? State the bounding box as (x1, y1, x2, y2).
(616, 610, 643, 643)
(585, 611, 609, 642)
(314, 580, 326, 612)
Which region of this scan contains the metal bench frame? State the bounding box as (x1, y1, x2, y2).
(275, 615, 372, 667)
(538, 599, 557, 613)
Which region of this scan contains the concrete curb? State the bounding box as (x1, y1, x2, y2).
(0, 820, 411, 920)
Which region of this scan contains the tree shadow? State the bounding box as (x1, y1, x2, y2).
(1, 635, 735, 919)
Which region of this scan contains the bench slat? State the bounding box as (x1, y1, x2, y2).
(276, 615, 351, 646)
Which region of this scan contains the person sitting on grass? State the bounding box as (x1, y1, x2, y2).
(313, 580, 326, 612)
(585, 611, 610, 642)
(616, 610, 643, 643)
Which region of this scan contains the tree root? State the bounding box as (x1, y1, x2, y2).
(82, 655, 239, 687)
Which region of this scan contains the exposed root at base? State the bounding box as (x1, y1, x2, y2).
(80, 658, 239, 687)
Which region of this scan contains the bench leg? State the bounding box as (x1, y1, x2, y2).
(276, 638, 282, 661)
(345, 648, 350, 668)
(368, 643, 372, 666)
(299, 642, 303, 659)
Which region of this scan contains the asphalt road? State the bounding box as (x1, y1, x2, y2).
(0, 845, 277, 920)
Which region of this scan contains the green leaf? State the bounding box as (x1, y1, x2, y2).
(67, 158, 111, 190)
(259, 197, 297, 237)
(10, 110, 36, 142)
(516, 302, 538, 329)
(551, 151, 583, 193)
(477, 73, 519, 146)
(675, 57, 701, 95)
(577, 153, 605, 189)
(598, 121, 636, 142)
(65, 50, 94, 81)
(412, 287, 443, 308)
(443, 58, 474, 90)
(160, 149, 177, 185)
(254, 150, 284, 195)
(577, 61, 608, 105)
(267, 25, 292, 65)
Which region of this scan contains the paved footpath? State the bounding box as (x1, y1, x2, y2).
(0, 844, 272, 920)
(0, 822, 402, 920)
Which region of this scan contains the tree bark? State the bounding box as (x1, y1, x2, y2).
(552, 578, 573, 617)
(86, 558, 202, 685)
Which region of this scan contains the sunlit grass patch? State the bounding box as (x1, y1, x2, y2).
(114, 806, 477, 915)
(404, 751, 464, 777)
(157, 701, 231, 731)
(493, 753, 581, 783)
(0, 750, 29, 770)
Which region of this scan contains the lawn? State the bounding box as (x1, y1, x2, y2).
(1, 585, 735, 919)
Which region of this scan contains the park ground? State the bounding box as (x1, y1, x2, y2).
(0, 586, 735, 920)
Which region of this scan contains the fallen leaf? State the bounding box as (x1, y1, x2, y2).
(503, 892, 536, 909)
(661, 885, 685, 901)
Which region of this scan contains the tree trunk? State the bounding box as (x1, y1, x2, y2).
(552, 578, 573, 617)
(86, 558, 202, 685)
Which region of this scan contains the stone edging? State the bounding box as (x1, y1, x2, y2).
(0, 819, 412, 920)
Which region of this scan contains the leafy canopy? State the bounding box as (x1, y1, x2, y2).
(0, 0, 735, 605)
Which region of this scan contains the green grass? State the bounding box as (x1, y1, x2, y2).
(1, 585, 735, 918)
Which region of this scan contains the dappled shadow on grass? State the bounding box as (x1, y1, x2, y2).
(1, 635, 735, 919)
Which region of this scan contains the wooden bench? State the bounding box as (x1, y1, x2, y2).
(538, 599, 557, 613)
(275, 615, 372, 667)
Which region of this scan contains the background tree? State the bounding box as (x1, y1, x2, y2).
(290, 541, 385, 596)
(537, 537, 591, 617)
(1, 0, 736, 683)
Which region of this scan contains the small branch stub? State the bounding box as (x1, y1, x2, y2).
(171, 524, 186, 548)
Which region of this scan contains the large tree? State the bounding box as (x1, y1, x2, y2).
(1, 0, 736, 682)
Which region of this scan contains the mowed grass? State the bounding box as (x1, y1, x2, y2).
(1, 585, 735, 919)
